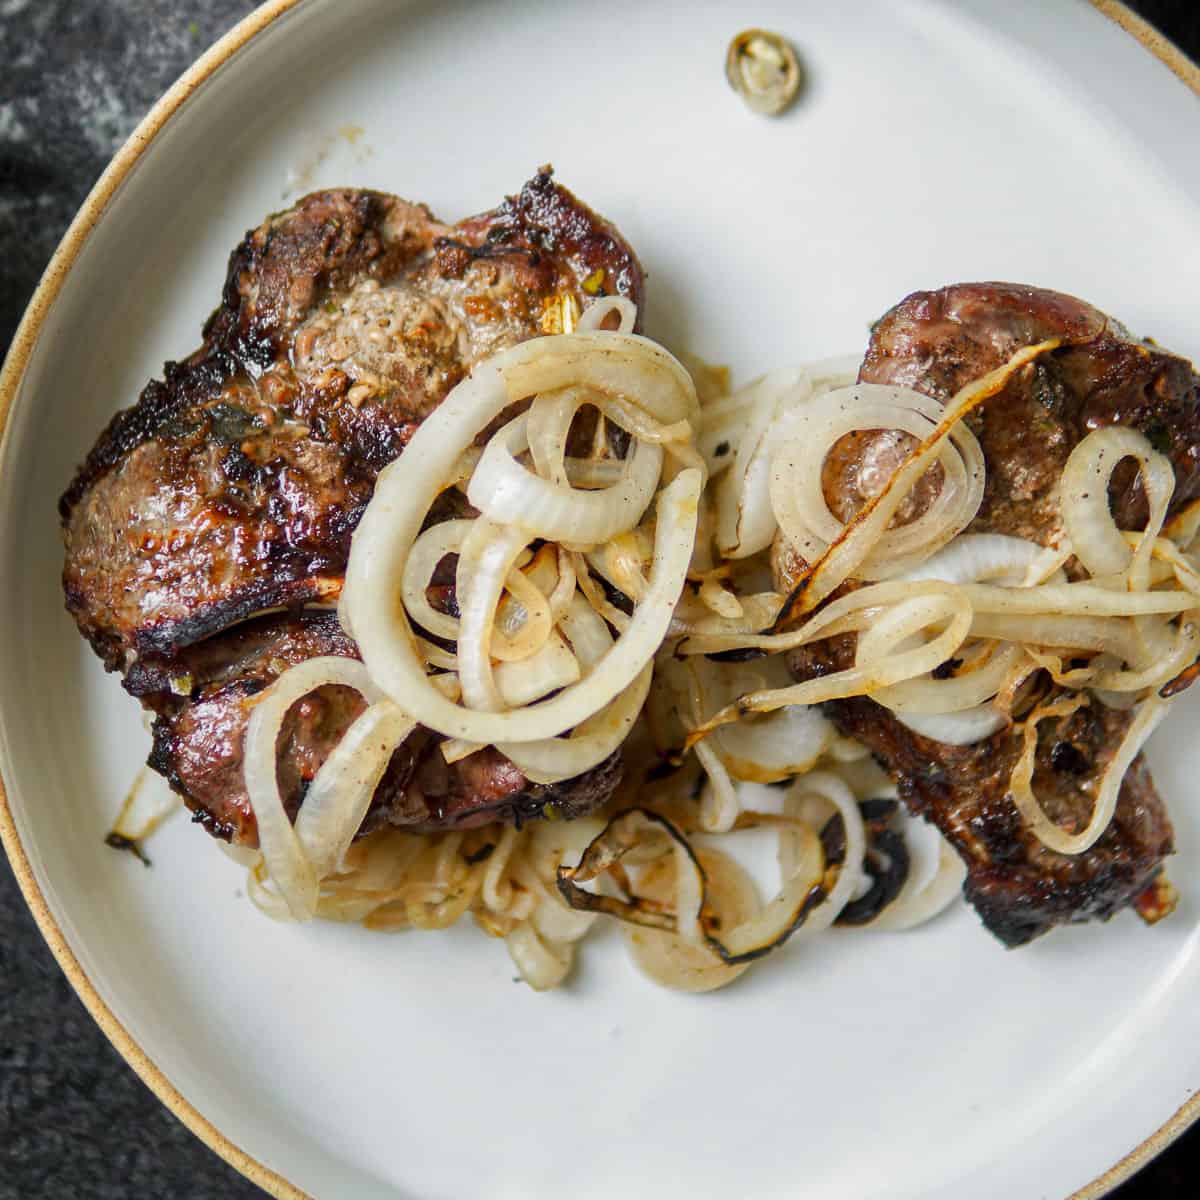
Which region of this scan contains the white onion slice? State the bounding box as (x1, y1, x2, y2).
(500, 663, 652, 784)
(469, 414, 664, 546)
(576, 294, 637, 333)
(624, 848, 758, 991)
(526, 386, 586, 486)
(864, 835, 966, 931)
(350, 467, 701, 743)
(694, 738, 742, 833)
(773, 339, 1058, 618)
(894, 705, 1007, 746)
(772, 771, 866, 943)
(455, 519, 530, 711)
(1061, 426, 1174, 582)
(1010, 695, 1168, 855)
(769, 384, 985, 579)
(243, 656, 384, 920)
(900, 533, 1049, 586)
(506, 921, 573, 990)
(714, 367, 813, 559)
(294, 699, 415, 878)
(401, 519, 472, 641)
(493, 632, 582, 708)
(871, 640, 1023, 715)
(960, 581, 1191, 617)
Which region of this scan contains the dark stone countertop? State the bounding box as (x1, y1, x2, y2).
(1, 1, 1198, 1197)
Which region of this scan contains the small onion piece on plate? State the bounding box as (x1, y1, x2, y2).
(625, 848, 760, 992)
(725, 28, 803, 116)
(557, 781, 861, 969)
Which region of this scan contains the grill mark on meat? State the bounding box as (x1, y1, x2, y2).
(64, 171, 644, 842)
(137, 610, 622, 847)
(62, 170, 644, 668)
(777, 282, 1196, 945)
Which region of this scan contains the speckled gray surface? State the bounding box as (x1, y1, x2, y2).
(1, 2, 1199, 1198)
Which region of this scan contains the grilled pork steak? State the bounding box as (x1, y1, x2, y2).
(62, 172, 641, 844)
(777, 283, 1199, 946)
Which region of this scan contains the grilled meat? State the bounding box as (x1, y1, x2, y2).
(129, 611, 621, 843)
(777, 282, 1199, 945)
(63, 171, 642, 666)
(62, 171, 641, 844)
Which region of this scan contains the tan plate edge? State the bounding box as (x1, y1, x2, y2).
(0, 2, 1195, 1199)
(0, 5, 310, 1196)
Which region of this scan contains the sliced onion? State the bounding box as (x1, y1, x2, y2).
(693, 738, 741, 832)
(401, 518, 472, 641)
(500, 662, 651, 784)
(493, 632, 582, 707)
(506, 921, 574, 990)
(684, 655, 834, 783)
(403, 520, 553, 662)
(108, 768, 178, 845)
(470, 413, 664, 547)
(960, 581, 1191, 617)
(776, 771, 866, 941)
(1164, 496, 1200, 550)
(970, 612, 1134, 657)
(698, 390, 755, 477)
(624, 848, 758, 991)
(894, 705, 1007, 745)
(455, 519, 530, 711)
(576, 295, 637, 333)
(773, 339, 1059, 620)
(527, 386, 586, 486)
(686, 585, 974, 744)
(556, 808, 831, 964)
(714, 368, 813, 559)
(351, 467, 700, 743)
(1009, 695, 1168, 855)
(345, 331, 699, 734)
(243, 656, 384, 920)
(770, 384, 985, 578)
(294, 699, 415, 878)
(900, 533, 1050, 586)
(586, 530, 652, 604)
(1061, 426, 1174, 582)
(872, 640, 1026, 716)
(490, 564, 555, 662)
(564, 457, 627, 488)
(863, 834, 966, 931)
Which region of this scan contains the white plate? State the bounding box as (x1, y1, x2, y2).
(3, 2, 1200, 1197)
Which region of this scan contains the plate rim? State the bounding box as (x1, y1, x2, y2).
(0, 2, 1196, 1198)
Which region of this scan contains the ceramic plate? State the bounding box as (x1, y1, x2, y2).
(4, 2, 1200, 1197)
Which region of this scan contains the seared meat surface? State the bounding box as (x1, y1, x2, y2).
(778, 283, 1199, 945)
(63, 172, 642, 666)
(62, 171, 641, 845)
(131, 611, 621, 843)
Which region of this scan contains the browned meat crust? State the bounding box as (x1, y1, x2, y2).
(63, 172, 643, 843)
(133, 611, 622, 846)
(63, 172, 644, 668)
(790, 634, 1172, 947)
(778, 283, 1197, 945)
